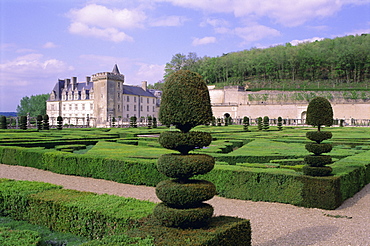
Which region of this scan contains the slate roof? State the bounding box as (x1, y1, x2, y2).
(122, 84, 156, 97)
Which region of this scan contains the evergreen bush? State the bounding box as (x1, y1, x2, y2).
(130, 116, 137, 128)
(277, 116, 283, 131)
(20, 116, 27, 130)
(147, 116, 152, 129)
(263, 116, 269, 131)
(303, 97, 333, 176)
(0, 116, 7, 129)
(36, 115, 43, 130)
(43, 115, 49, 130)
(152, 117, 157, 128)
(257, 117, 262, 130)
(243, 116, 250, 131)
(57, 116, 63, 130)
(154, 70, 216, 228)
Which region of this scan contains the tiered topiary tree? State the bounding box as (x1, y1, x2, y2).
(263, 116, 269, 131)
(152, 117, 157, 128)
(147, 116, 153, 129)
(57, 116, 63, 130)
(20, 116, 27, 130)
(43, 115, 50, 130)
(153, 70, 216, 228)
(36, 115, 43, 130)
(0, 116, 7, 129)
(303, 97, 334, 176)
(257, 117, 263, 130)
(277, 116, 283, 131)
(243, 116, 250, 132)
(130, 116, 137, 128)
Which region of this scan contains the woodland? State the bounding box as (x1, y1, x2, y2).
(161, 34, 370, 90)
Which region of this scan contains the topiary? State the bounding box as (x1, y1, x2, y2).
(303, 97, 333, 176)
(257, 117, 263, 130)
(0, 116, 7, 129)
(43, 114, 50, 130)
(243, 116, 250, 132)
(36, 115, 43, 130)
(57, 116, 63, 130)
(159, 70, 212, 133)
(20, 115, 27, 130)
(154, 70, 216, 228)
(277, 116, 283, 131)
(263, 116, 269, 131)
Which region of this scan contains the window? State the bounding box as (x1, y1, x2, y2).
(134, 97, 136, 103)
(82, 104, 85, 110)
(75, 104, 78, 110)
(127, 96, 130, 102)
(69, 104, 72, 110)
(140, 97, 143, 103)
(153, 106, 155, 112)
(127, 105, 130, 111)
(153, 98, 155, 104)
(140, 105, 143, 111)
(118, 104, 120, 110)
(147, 98, 149, 103)
(134, 105, 136, 111)
(147, 106, 149, 111)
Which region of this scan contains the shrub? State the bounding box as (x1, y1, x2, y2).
(243, 116, 250, 132)
(152, 117, 157, 128)
(0, 227, 41, 246)
(20, 116, 27, 130)
(36, 115, 43, 130)
(147, 116, 152, 129)
(263, 116, 269, 131)
(277, 116, 283, 131)
(0, 116, 7, 129)
(57, 116, 63, 130)
(130, 116, 137, 128)
(159, 70, 212, 133)
(43, 115, 49, 130)
(257, 117, 262, 130)
(306, 97, 333, 131)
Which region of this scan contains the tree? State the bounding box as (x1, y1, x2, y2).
(16, 94, 49, 117)
(43, 115, 50, 130)
(263, 116, 269, 131)
(147, 116, 152, 129)
(0, 116, 7, 129)
(57, 116, 63, 130)
(257, 117, 263, 130)
(243, 116, 250, 131)
(164, 53, 201, 79)
(159, 70, 213, 133)
(154, 70, 215, 228)
(303, 97, 334, 176)
(152, 117, 157, 128)
(36, 115, 43, 130)
(20, 116, 27, 130)
(277, 116, 283, 131)
(306, 97, 333, 131)
(130, 116, 137, 128)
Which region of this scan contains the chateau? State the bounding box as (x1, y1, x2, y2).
(46, 65, 160, 127)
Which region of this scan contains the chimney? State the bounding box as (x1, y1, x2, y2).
(86, 76, 91, 86)
(66, 78, 71, 88)
(141, 81, 148, 91)
(72, 77, 77, 90)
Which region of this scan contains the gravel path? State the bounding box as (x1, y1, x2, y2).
(1, 164, 369, 246)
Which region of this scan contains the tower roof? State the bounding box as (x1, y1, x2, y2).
(112, 64, 120, 74)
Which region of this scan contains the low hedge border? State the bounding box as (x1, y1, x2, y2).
(0, 179, 251, 246)
(1, 146, 369, 209)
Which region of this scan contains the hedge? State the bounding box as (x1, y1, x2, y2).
(0, 179, 251, 246)
(1, 146, 369, 209)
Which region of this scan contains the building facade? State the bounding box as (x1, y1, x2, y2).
(47, 65, 159, 127)
(209, 86, 370, 125)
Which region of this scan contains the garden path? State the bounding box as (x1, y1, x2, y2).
(0, 164, 369, 246)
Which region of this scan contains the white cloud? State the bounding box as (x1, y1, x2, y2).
(234, 25, 281, 43)
(69, 22, 133, 42)
(43, 42, 58, 49)
(156, 0, 369, 27)
(192, 36, 217, 46)
(150, 15, 189, 27)
(136, 63, 165, 83)
(290, 37, 325, 46)
(67, 4, 146, 42)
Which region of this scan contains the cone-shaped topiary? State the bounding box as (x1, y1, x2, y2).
(0, 116, 7, 129)
(243, 116, 250, 132)
(303, 97, 333, 176)
(277, 116, 283, 131)
(57, 116, 63, 130)
(154, 70, 216, 228)
(43, 114, 50, 130)
(36, 115, 43, 130)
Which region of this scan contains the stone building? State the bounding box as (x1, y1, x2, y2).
(209, 85, 370, 125)
(46, 65, 159, 127)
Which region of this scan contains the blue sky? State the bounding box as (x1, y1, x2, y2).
(1, 0, 369, 111)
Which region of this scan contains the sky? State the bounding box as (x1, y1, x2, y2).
(0, 0, 369, 112)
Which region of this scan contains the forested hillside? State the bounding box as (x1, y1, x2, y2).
(164, 34, 369, 90)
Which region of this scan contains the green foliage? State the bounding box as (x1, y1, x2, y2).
(0, 116, 7, 129)
(178, 35, 370, 88)
(302, 165, 333, 176)
(257, 117, 262, 130)
(16, 94, 49, 117)
(153, 203, 214, 228)
(36, 115, 43, 130)
(304, 155, 333, 166)
(81, 234, 154, 246)
(306, 97, 333, 131)
(130, 116, 137, 128)
(57, 115, 63, 130)
(263, 116, 269, 131)
(42, 114, 49, 130)
(159, 70, 212, 133)
(277, 116, 283, 131)
(306, 131, 332, 143)
(159, 131, 212, 154)
(157, 154, 215, 179)
(20, 116, 27, 130)
(243, 116, 250, 131)
(0, 226, 41, 246)
(305, 143, 332, 155)
(147, 116, 152, 129)
(155, 179, 216, 207)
